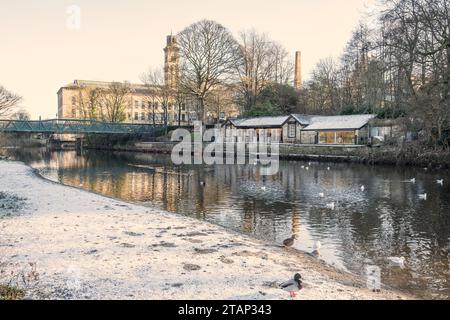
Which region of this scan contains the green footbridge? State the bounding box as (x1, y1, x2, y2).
(0, 119, 165, 135)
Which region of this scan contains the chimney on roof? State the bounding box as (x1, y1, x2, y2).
(294, 51, 302, 90)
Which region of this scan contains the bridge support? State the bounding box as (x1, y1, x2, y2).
(75, 137, 84, 151)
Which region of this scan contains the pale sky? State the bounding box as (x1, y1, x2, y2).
(0, 0, 376, 119)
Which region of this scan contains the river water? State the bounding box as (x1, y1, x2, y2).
(3, 147, 450, 299)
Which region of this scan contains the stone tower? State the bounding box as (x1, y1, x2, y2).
(164, 35, 180, 88)
(294, 51, 302, 90)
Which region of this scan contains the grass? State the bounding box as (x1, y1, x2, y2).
(0, 285, 25, 300)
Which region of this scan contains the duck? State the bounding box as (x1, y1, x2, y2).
(301, 165, 305, 169)
(437, 179, 444, 186)
(387, 256, 405, 268)
(360, 185, 365, 192)
(418, 193, 427, 200)
(326, 202, 335, 210)
(280, 273, 303, 298)
(311, 241, 322, 257)
(318, 192, 325, 198)
(283, 235, 297, 248)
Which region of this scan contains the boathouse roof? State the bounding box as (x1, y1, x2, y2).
(226, 116, 290, 128)
(302, 114, 376, 131)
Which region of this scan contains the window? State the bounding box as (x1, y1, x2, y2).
(142, 101, 146, 109)
(141, 113, 145, 120)
(318, 131, 355, 144)
(148, 113, 152, 120)
(181, 103, 186, 111)
(134, 100, 139, 108)
(155, 102, 159, 109)
(319, 131, 335, 144)
(182, 114, 186, 122)
(148, 102, 152, 109)
(336, 131, 355, 144)
(134, 113, 138, 120)
(288, 123, 296, 138)
(128, 113, 131, 120)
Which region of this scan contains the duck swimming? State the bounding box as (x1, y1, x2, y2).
(280, 273, 303, 298)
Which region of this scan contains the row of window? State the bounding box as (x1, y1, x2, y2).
(128, 112, 188, 122)
(133, 100, 186, 111)
(70, 96, 186, 111)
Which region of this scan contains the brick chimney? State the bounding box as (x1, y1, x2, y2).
(294, 51, 302, 90)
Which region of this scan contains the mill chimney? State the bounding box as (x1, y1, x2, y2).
(294, 51, 302, 90)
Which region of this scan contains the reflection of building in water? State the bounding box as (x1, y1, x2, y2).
(291, 207, 301, 236)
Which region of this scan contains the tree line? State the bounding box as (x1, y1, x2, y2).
(299, 0, 449, 146)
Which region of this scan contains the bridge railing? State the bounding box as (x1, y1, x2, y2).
(0, 119, 165, 134)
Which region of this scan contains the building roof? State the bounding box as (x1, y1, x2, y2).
(58, 80, 159, 94)
(228, 116, 290, 128)
(302, 114, 376, 130)
(224, 114, 376, 130)
(290, 114, 317, 125)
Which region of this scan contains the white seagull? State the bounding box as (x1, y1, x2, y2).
(326, 202, 335, 210)
(311, 241, 322, 257)
(327, 167, 331, 171)
(319, 192, 325, 198)
(409, 178, 416, 183)
(418, 193, 427, 200)
(361, 185, 365, 192)
(387, 256, 405, 268)
(437, 179, 444, 186)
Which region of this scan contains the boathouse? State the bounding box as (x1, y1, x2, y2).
(223, 114, 376, 145)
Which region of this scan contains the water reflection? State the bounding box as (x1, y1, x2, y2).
(3, 147, 450, 299)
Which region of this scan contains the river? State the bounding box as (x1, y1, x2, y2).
(3, 147, 450, 299)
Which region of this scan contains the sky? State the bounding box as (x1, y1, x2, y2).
(0, 0, 376, 119)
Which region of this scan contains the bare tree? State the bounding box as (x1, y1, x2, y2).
(177, 20, 240, 122)
(235, 30, 294, 112)
(11, 109, 30, 121)
(205, 84, 236, 123)
(0, 86, 22, 118)
(74, 86, 102, 120)
(141, 67, 171, 129)
(99, 82, 131, 123)
(235, 30, 276, 109)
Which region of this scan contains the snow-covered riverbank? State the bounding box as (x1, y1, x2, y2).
(0, 160, 412, 300)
